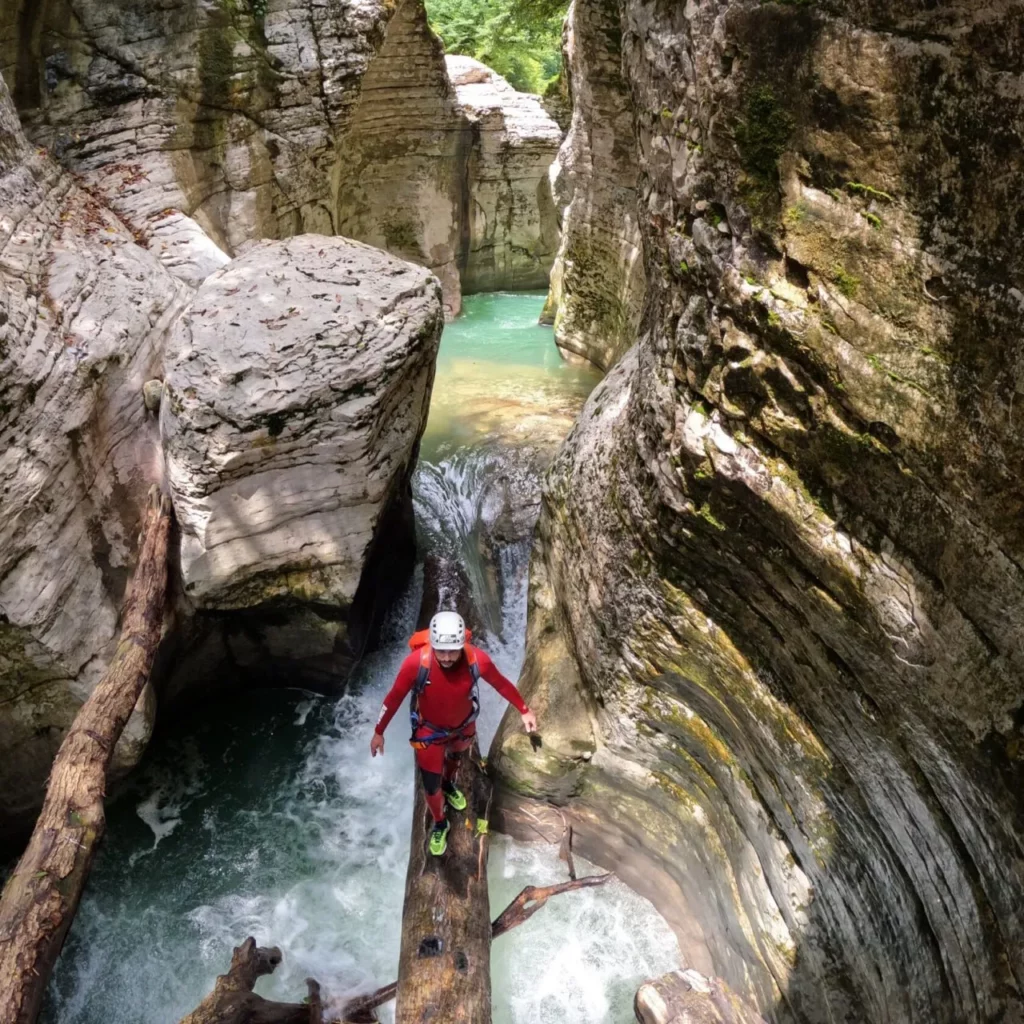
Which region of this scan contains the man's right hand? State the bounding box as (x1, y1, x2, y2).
(370, 733, 385, 757)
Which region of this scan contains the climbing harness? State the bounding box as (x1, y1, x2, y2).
(407, 630, 481, 749)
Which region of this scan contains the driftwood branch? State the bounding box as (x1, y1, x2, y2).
(343, 873, 612, 1019)
(0, 487, 172, 1024)
(490, 874, 611, 939)
(176, 938, 383, 1024)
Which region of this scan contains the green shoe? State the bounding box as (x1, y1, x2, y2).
(429, 818, 451, 856)
(443, 783, 468, 812)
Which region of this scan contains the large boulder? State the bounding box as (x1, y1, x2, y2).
(159, 235, 441, 692)
(494, 0, 1024, 1021)
(446, 55, 562, 293)
(0, 74, 189, 845)
(540, 0, 645, 370)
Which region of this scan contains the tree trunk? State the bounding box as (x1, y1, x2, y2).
(395, 748, 493, 1024)
(0, 487, 173, 1024)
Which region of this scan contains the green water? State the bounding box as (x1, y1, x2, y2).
(419, 291, 599, 462)
(42, 292, 678, 1024)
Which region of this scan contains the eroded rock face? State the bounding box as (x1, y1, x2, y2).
(495, 0, 1024, 1021)
(0, 0, 468, 309)
(542, 0, 645, 370)
(446, 55, 562, 294)
(161, 235, 441, 614)
(0, 74, 187, 843)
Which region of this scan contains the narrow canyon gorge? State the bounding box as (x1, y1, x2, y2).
(0, 0, 1021, 1021)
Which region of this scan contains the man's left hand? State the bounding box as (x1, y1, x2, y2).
(521, 710, 538, 733)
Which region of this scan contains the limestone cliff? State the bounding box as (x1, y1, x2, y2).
(495, 1, 1024, 1022)
(0, 0, 469, 309)
(0, 73, 187, 843)
(541, 0, 645, 370)
(446, 56, 561, 294)
(0, 48, 445, 843)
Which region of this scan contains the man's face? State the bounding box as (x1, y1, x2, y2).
(434, 647, 463, 668)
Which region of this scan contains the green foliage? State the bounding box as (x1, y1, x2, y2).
(861, 211, 883, 229)
(845, 181, 894, 203)
(784, 203, 807, 226)
(735, 86, 795, 225)
(696, 502, 727, 531)
(735, 87, 795, 182)
(426, 0, 566, 93)
(832, 264, 860, 298)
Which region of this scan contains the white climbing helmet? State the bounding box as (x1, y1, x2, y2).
(430, 611, 466, 651)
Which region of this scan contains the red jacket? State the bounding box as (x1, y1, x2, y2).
(375, 645, 528, 735)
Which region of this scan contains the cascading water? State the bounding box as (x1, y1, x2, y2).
(41, 292, 680, 1024)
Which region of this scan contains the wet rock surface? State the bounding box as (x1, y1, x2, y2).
(495, 0, 1024, 1021)
(635, 968, 767, 1024)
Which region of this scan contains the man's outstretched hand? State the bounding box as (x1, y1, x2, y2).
(370, 733, 385, 757)
(521, 710, 538, 733)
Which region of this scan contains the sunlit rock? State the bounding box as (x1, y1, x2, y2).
(161, 234, 442, 614)
(0, 0, 469, 309)
(541, 0, 645, 370)
(0, 75, 188, 844)
(446, 55, 562, 293)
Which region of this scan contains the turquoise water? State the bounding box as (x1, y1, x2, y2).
(42, 292, 677, 1024)
(419, 291, 599, 462)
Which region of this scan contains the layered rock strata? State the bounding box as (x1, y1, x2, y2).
(495, 1, 1024, 1022)
(334, 0, 469, 316)
(0, 0, 469, 310)
(0, 74, 187, 843)
(159, 234, 441, 691)
(446, 56, 561, 294)
(541, 0, 645, 370)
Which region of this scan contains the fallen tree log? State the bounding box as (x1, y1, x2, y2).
(395, 748, 493, 1023)
(0, 486, 173, 1024)
(343, 872, 612, 1020)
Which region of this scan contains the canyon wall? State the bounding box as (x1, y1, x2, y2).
(0, 71, 187, 842)
(541, 0, 645, 370)
(447, 55, 561, 294)
(0, 0, 561, 844)
(495, 1, 1024, 1022)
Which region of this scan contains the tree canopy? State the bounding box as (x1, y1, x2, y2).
(426, 0, 567, 94)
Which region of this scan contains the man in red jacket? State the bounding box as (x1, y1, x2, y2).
(371, 611, 537, 855)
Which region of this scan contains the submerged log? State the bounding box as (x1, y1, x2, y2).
(0, 487, 173, 1024)
(395, 748, 493, 1023)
